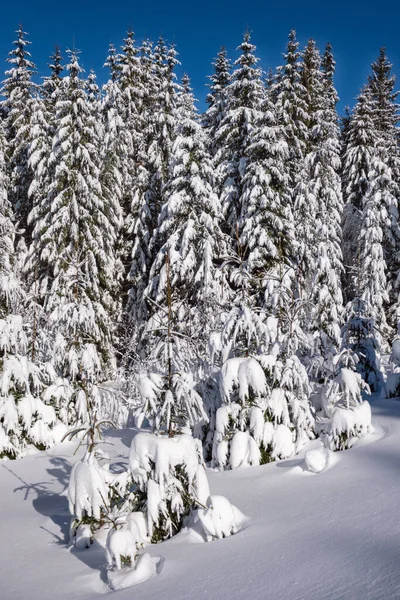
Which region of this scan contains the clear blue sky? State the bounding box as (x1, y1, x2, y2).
(1, 0, 399, 114)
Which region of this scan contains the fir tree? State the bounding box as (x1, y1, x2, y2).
(1, 26, 37, 241)
(127, 38, 179, 327)
(42, 46, 64, 119)
(0, 120, 60, 457)
(214, 31, 265, 237)
(367, 49, 400, 327)
(203, 47, 232, 154)
(342, 87, 378, 301)
(138, 76, 226, 435)
(28, 50, 120, 425)
(307, 43, 344, 373)
(274, 30, 308, 202)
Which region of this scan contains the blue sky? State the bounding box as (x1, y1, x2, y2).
(1, 0, 399, 113)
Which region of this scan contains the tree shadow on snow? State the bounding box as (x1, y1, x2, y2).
(104, 427, 139, 449)
(6, 456, 72, 545)
(70, 539, 110, 585)
(275, 458, 307, 471)
(6, 457, 109, 585)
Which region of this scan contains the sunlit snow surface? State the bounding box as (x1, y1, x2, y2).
(1, 396, 399, 600)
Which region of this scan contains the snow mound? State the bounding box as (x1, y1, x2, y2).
(106, 527, 139, 570)
(195, 495, 248, 542)
(304, 447, 330, 473)
(107, 553, 163, 591)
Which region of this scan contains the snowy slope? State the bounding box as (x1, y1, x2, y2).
(1, 397, 400, 600)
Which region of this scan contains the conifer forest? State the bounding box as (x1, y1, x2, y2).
(1, 23, 400, 594)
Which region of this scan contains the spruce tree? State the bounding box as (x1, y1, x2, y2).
(138, 76, 226, 435)
(368, 49, 400, 328)
(274, 30, 308, 203)
(0, 120, 60, 457)
(204, 47, 232, 155)
(214, 31, 265, 237)
(342, 87, 378, 301)
(1, 26, 37, 241)
(28, 50, 120, 425)
(307, 43, 344, 373)
(128, 38, 179, 327)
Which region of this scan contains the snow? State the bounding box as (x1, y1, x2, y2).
(68, 452, 109, 520)
(106, 527, 139, 570)
(304, 447, 330, 473)
(107, 553, 163, 591)
(331, 400, 372, 448)
(229, 430, 260, 468)
(129, 432, 205, 537)
(129, 432, 200, 491)
(219, 357, 267, 403)
(195, 495, 247, 541)
(271, 423, 294, 459)
(2, 397, 400, 600)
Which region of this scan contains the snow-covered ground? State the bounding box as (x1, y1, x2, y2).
(2, 396, 400, 600)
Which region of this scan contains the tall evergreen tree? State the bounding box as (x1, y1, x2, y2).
(0, 120, 60, 457)
(1, 26, 37, 241)
(214, 31, 265, 237)
(138, 76, 226, 434)
(203, 47, 232, 155)
(28, 50, 120, 425)
(274, 30, 308, 204)
(127, 38, 179, 327)
(367, 48, 400, 327)
(342, 87, 378, 302)
(307, 43, 344, 371)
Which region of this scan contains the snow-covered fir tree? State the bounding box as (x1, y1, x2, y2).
(127, 38, 179, 328)
(307, 43, 344, 374)
(214, 31, 265, 237)
(203, 47, 232, 155)
(27, 49, 120, 426)
(341, 87, 378, 303)
(42, 46, 64, 125)
(0, 120, 63, 457)
(367, 49, 400, 329)
(136, 76, 227, 436)
(274, 30, 308, 205)
(1, 26, 37, 241)
(116, 30, 144, 290)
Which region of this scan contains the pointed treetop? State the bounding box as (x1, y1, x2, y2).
(48, 46, 63, 78)
(104, 43, 121, 82)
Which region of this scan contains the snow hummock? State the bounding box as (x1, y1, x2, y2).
(106, 527, 140, 570)
(195, 495, 248, 541)
(304, 447, 330, 473)
(107, 553, 163, 591)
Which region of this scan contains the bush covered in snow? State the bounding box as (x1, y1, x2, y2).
(323, 361, 372, 450)
(129, 432, 210, 542)
(211, 353, 314, 469)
